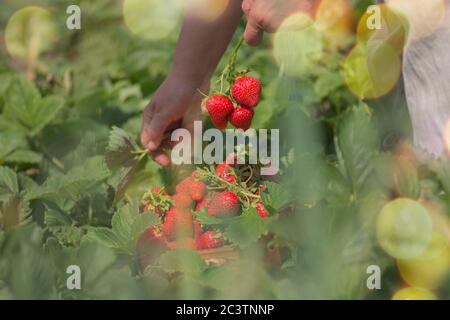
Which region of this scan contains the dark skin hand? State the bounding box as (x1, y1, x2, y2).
(141, 0, 317, 165)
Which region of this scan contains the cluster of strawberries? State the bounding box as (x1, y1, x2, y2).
(206, 76, 261, 131)
(139, 173, 242, 253)
(139, 158, 270, 259)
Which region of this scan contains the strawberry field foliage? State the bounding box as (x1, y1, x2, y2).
(0, 0, 449, 299)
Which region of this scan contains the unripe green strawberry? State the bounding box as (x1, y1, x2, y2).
(208, 190, 241, 217)
(197, 231, 224, 249)
(231, 76, 261, 107)
(229, 106, 254, 131)
(206, 95, 234, 130)
(162, 208, 194, 240)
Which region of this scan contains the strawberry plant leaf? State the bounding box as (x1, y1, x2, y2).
(337, 105, 379, 191)
(159, 249, 207, 275)
(3, 76, 64, 135)
(4, 149, 42, 164)
(87, 201, 159, 254)
(105, 126, 144, 201)
(105, 126, 141, 169)
(26, 156, 110, 201)
(261, 181, 295, 211)
(224, 207, 270, 247)
(194, 209, 225, 226)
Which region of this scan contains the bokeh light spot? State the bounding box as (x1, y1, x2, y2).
(397, 232, 450, 289)
(272, 13, 322, 77)
(376, 198, 433, 259)
(357, 4, 409, 55)
(4, 6, 58, 60)
(388, 0, 446, 40)
(392, 287, 437, 300)
(342, 40, 401, 100)
(315, 0, 354, 49)
(123, 0, 183, 40)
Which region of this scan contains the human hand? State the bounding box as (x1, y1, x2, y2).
(140, 74, 207, 166)
(242, 0, 317, 46)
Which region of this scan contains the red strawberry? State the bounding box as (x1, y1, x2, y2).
(151, 186, 167, 196)
(176, 177, 207, 202)
(195, 196, 209, 212)
(256, 202, 269, 218)
(208, 190, 241, 217)
(189, 180, 206, 201)
(206, 95, 234, 130)
(231, 76, 261, 108)
(215, 163, 236, 183)
(162, 208, 194, 240)
(172, 193, 194, 209)
(197, 231, 224, 249)
(229, 106, 254, 131)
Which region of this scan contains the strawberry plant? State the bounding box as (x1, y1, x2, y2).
(0, 0, 448, 301)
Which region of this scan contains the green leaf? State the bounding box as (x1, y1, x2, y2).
(337, 105, 379, 191)
(0, 130, 28, 160)
(224, 208, 270, 247)
(87, 201, 159, 253)
(261, 182, 294, 211)
(159, 249, 207, 275)
(195, 208, 225, 226)
(3, 77, 64, 135)
(105, 126, 140, 169)
(105, 127, 144, 201)
(26, 156, 110, 201)
(0, 225, 57, 299)
(0, 167, 30, 229)
(4, 149, 42, 164)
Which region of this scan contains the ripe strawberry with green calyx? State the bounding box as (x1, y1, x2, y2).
(205, 94, 234, 130)
(229, 106, 254, 131)
(162, 208, 194, 240)
(215, 163, 236, 183)
(256, 202, 269, 218)
(208, 190, 241, 217)
(231, 76, 261, 108)
(197, 231, 224, 249)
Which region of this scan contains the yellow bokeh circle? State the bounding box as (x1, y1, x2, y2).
(357, 4, 409, 55)
(4, 6, 58, 60)
(342, 40, 401, 100)
(123, 0, 183, 40)
(397, 232, 450, 289)
(392, 287, 437, 300)
(315, 0, 354, 49)
(376, 198, 433, 259)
